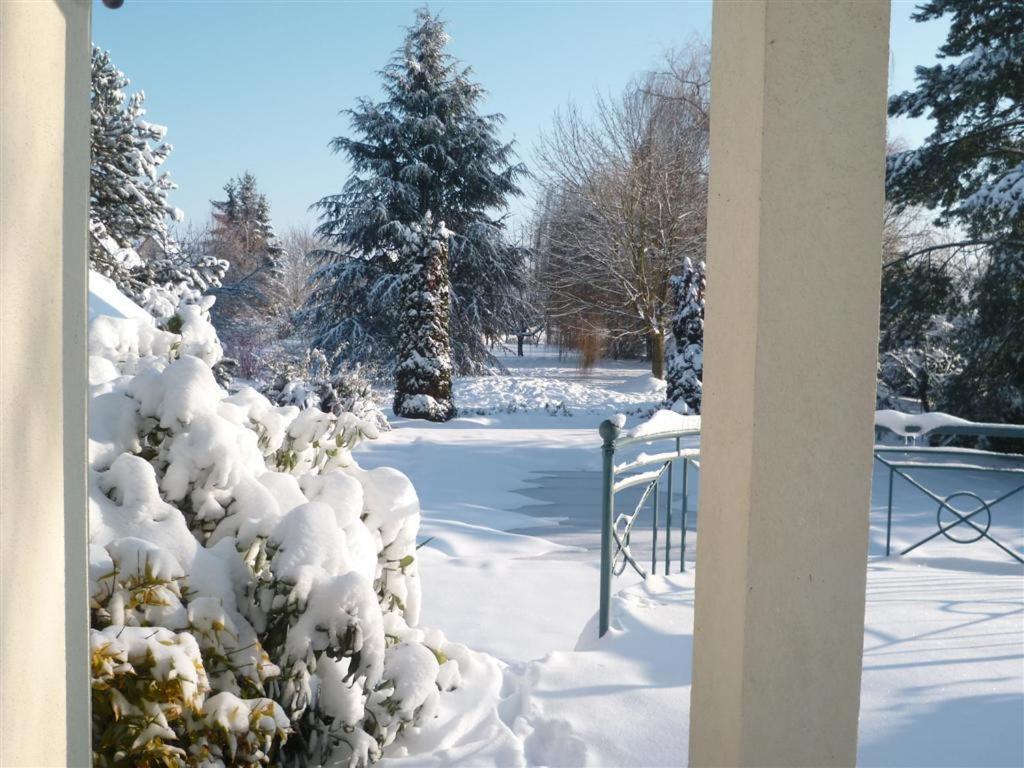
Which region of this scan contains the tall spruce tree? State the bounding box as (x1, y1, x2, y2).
(665, 257, 705, 414)
(211, 172, 282, 283)
(90, 46, 180, 272)
(307, 7, 526, 375)
(393, 216, 456, 421)
(887, 0, 1024, 422)
(209, 172, 284, 342)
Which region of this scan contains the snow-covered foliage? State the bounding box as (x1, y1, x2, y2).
(393, 218, 456, 422)
(878, 315, 964, 413)
(261, 348, 390, 435)
(665, 257, 705, 414)
(876, 240, 963, 413)
(90, 46, 181, 260)
(886, 1, 1024, 423)
(88, 278, 464, 766)
(89, 218, 229, 326)
(887, 2, 1022, 234)
(307, 7, 527, 376)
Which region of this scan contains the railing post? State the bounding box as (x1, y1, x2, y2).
(599, 419, 620, 638)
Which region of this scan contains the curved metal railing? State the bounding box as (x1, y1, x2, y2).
(598, 419, 700, 637)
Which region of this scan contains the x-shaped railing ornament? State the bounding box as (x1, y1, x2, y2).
(875, 450, 1024, 564)
(611, 461, 671, 578)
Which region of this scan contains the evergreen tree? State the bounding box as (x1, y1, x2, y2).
(887, 0, 1024, 421)
(209, 172, 284, 343)
(393, 217, 456, 421)
(877, 256, 963, 411)
(307, 7, 526, 374)
(665, 257, 705, 414)
(90, 46, 180, 265)
(211, 172, 283, 287)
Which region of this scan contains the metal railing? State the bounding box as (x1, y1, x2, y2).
(598, 419, 700, 637)
(874, 420, 1024, 565)
(598, 414, 1024, 638)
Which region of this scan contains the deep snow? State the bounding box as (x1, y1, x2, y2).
(360, 343, 1024, 768)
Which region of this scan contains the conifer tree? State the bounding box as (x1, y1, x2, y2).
(393, 217, 456, 421)
(90, 46, 180, 259)
(211, 172, 283, 287)
(209, 172, 284, 342)
(887, 0, 1023, 421)
(308, 7, 526, 374)
(665, 258, 705, 414)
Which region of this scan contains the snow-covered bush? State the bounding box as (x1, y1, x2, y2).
(89, 282, 460, 766)
(260, 349, 390, 435)
(90, 218, 229, 323)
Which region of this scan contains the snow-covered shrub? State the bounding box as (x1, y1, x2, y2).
(90, 218, 229, 326)
(89, 280, 461, 766)
(261, 349, 390, 434)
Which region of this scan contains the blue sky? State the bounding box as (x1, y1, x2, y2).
(93, 0, 948, 234)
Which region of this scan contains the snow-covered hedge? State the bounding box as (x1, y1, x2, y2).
(88, 282, 464, 766)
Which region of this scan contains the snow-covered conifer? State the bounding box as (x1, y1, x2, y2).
(210, 172, 283, 280)
(308, 7, 526, 374)
(393, 218, 456, 421)
(665, 258, 705, 414)
(208, 172, 284, 352)
(90, 46, 180, 263)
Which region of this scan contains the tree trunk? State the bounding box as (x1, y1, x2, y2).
(393, 224, 456, 422)
(649, 329, 665, 379)
(517, 334, 525, 356)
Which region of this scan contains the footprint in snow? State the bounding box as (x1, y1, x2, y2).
(524, 717, 588, 767)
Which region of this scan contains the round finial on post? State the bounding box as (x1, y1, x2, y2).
(599, 419, 621, 446)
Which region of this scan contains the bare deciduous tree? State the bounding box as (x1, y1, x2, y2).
(533, 44, 710, 377)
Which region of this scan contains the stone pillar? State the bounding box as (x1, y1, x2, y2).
(688, 2, 889, 766)
(1, 1, 91, 764)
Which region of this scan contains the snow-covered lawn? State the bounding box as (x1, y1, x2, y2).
(361, 345, 1024, 767)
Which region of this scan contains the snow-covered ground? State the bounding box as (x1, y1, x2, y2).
(359, 343, 1024, 767)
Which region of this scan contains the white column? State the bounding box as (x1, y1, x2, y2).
(689, 2, 890, 765)
(1, 1, 91, 765)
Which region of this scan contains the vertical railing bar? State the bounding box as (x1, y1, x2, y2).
(665, 460, 674, 575)
(885, 463, 894, 557)
(652, 475, 659, 574)
(681, 457, 689, 572)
